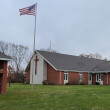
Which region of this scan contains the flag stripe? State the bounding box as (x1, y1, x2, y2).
(19, 4, 36, 16)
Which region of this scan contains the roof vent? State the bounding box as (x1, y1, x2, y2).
(94, 68, 97, 71)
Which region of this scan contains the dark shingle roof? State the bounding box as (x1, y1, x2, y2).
(0, 51, 12, 61)
(37, 50, 110, 72)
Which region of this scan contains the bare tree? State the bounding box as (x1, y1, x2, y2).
(80, 53, 102, 59)
(0, 40, 30, 72)
(7, 65, 15, 87)
(10, 44, 29, 72)
(25, 52, 32, 64)
(0, 41, 8, 54)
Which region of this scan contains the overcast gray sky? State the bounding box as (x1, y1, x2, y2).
(1, 0, 110, 59)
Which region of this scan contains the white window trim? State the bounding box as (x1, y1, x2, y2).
(79, 72, 83, 82)
(96, 73, 103, 82)
(88, 73, 92, 81)
(64, 72, 68, 81)
(64, 72, 68, 84)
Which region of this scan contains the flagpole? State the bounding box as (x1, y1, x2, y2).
(31, 3, 37, 91)
(33, 4, 37, 52)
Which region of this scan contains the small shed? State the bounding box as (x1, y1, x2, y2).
(0, 52, 11, 94)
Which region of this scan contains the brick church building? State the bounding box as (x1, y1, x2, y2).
(0, 52, 11, 94)
(25, 50, 110, 85)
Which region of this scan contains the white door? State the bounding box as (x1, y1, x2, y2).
(64, 72, 68, 84)
(88, 73, 92, 85)
(96, 73, 103, 85)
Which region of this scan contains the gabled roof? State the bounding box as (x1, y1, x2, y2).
(37, 50, 110, 72)
(0, 51, 12, 61)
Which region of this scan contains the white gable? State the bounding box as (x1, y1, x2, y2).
(30, 52, 47, 84)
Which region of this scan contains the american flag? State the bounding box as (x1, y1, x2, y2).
(19, 4, 36, 16)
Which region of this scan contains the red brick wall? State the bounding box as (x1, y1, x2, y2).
(47, 64, 65, 85)
(0, 61, 7, 94)
(2, 73, 7, 94)
(47, 64, 60, 84)
(92, 74, 96, 85)
(83, 73, 88, 85)
(47, 64, 89, 85)
(68, 72, 88, 85)
(60, 71, 64, 85)
(103, 74, 107, 85)
(103, 73, 110, 85)
(0, 74, 2, 93)
(68, 72, 79, 83)
(92, 73, 110, 85)
(26, 68, 30, 84)
(108, 73, 110, 85)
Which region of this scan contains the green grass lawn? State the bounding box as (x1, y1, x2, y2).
(0, 84, 110, 110)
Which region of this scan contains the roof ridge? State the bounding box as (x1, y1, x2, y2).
(36, 50, 109, 63)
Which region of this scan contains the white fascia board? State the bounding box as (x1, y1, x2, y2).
(88, 71, 110, 73)
(57, 69, 80, 72)
(0, 58, 12, 61)
(57, 69, 110, 73)
(36, 51, 57, 71)
(57, 69, 91, 72)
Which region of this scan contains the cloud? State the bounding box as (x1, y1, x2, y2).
(1, 0, 110, 59)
